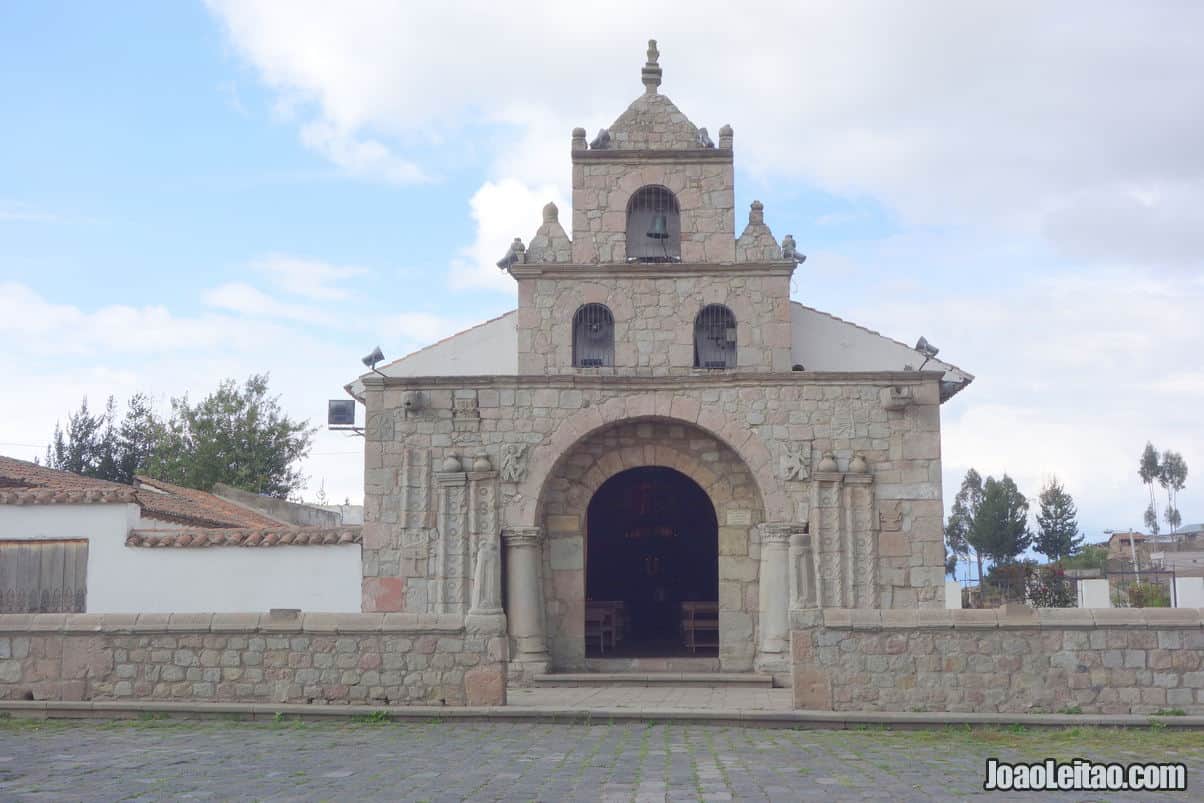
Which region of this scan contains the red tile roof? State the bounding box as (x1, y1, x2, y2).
(0, 455, 288, 529)
(0, 455, 138, 504)
(126, 526, 361, 548)
(133, 475, 283, 529)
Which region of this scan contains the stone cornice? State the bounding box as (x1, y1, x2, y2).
(361, 370, 945, 391)
(508, 261, 796, 280)
(800, 607, 1204, 630)
(0, 611, 464, 635)
(572, 148, 732, 163)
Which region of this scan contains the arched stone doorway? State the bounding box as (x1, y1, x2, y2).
(536, 417, 765, 672)
(585, 466, 718, 657)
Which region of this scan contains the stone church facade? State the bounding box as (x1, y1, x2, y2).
(350, 42, 972, 680)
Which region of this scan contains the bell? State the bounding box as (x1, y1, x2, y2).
(646, 214, 669, 240)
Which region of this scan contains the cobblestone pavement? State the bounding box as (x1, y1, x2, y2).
(0, 718, 1200, 801)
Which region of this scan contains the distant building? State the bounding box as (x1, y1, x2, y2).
(1106, 530, 1148, 561)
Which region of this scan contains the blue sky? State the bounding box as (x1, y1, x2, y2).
(3, 2, 1202, 546)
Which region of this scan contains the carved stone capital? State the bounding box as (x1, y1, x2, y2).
(759, 522, 801, 545)
(502, 527, 543, 549)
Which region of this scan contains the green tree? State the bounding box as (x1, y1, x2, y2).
(1158, 450, 1188, 534)
(1060, 543, 1109, 571)
(45, 396, 116, 479)
(969, 474, 1031, 567)
(1139, 442, 1161, 537)
(945, 469, 984, 580)
(113, 392, 166, 483)
(146, 374, 315, 498)
(46, 394, 162, 484)
(1033, 477, 1082, 561)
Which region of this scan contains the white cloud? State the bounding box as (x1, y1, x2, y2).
(299, 120, 428, 184)
(251, 254, 368, 300)
(202, 281, 332, 324)
(448, 178, 566, 294)
(0, 282, 366, 504)
(205, 1, 1204, 273)
(825, 265, 1204, 536)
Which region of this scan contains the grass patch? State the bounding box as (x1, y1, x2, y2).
(1057, 705, 1083, 715)
(1152, 708, 1187, 717)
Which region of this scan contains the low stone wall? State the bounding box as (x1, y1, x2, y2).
(0, 613, 506, 707)
(792, 607, 1204, 715)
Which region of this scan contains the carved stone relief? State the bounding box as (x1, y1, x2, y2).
(779, 441, 810, 481)
(452, 392, 481, 432)
(365, 411, 396, 442)
(499, 443, 528, 482)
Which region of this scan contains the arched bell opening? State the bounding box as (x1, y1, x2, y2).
(625, 185, 681, 263)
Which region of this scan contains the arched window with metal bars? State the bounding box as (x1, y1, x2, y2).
(693, 304, 737, 369)
(625, 185, 681, 263)
(572, 303, 615, 367)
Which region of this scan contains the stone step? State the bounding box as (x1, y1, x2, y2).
(533, 672, 775, 688)
(585, 656, 720, 673)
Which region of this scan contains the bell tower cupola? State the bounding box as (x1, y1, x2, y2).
(506, 40, 803, 375)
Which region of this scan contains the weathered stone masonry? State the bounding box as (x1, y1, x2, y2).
(791, 607, 1204, 714)
(0, 613, 506, 706)
(360, 372, 949, 675)
(352, 40, 964, 684)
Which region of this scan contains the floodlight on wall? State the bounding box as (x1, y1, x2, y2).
(362, 346, 386, 377)
(914, 336, 939, 371)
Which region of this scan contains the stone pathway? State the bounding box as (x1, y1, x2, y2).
(511, 685, 793, 712)
(1, 717, 1200, 801)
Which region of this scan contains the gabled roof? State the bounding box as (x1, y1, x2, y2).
(602, 39, 710, 151)
(346, 304, 974, 403)
(0, 455, 287, 529)
(0, 455, 138, 504)
(347, 310, 517, 399)
(133, 475, 285, 529)
(789, 302, 974, 400)
(608, 91, 703, 151)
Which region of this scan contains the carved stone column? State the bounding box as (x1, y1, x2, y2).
(757, 523, 795, 669)
(844, 455, 878, 608)
(810, 454, 846, 607)
(788, 525, 815, 608)
(503, 526, 549, 672)
(434, 465, 469, 614)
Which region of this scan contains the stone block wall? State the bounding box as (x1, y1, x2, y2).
(0, 613, 507, 707)
(570, 154, 734, 264)
(362, 373, 948, 673)
(514, 267, 794, 374)
(791, 607, 1204, 714)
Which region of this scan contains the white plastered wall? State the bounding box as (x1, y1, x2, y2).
(0, 504, 361, 613)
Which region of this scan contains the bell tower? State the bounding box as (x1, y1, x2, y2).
(505, 40, 802, 375)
